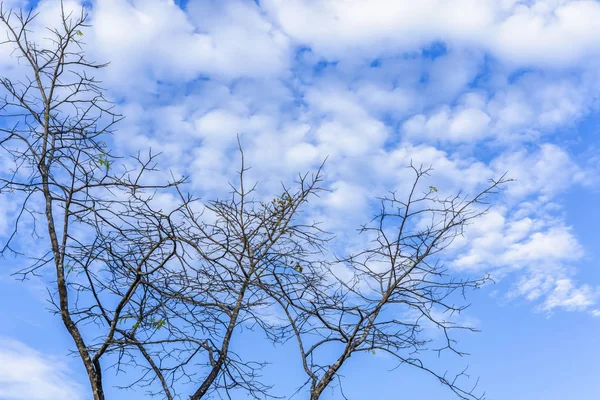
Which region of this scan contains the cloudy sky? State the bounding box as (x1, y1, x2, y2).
(0, 0, 599, 399)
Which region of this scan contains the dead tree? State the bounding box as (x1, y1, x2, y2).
(263, 165, 509, 400)
(0, 3, 510, 400)
(122, 143, 331, 399)
(0, 4, 185, 399)
(0, 4, 330, 398)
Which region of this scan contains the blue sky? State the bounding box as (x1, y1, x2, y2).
(0, 0, 599, 399)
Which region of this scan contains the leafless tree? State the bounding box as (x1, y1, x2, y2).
(0, 4, 186, 399)
(119, 143, 331, 399)
(0, 4, 330, 398)
(0, 3, 510, 400)
(262, 165, 509, 400)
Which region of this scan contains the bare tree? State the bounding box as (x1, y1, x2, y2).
(0, 3, 509, 400)
(0, 4, 185, 399)
(0, 4, 330, 398)
(263, 165, 509, 400)
(118, 143, 331, 399)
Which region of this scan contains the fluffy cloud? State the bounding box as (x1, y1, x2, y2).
(401, 69, 598, 144)
(263, 0, 600, 67)
(454, 216, 583, 271)
(403, 105, 491, 142)
(89, 0, 291, 94)
(0, 339, 83, 400)
(491, 143, 587, 199)
(538, 278, 597, 313)
(1, 0, 596, 316)
(451, 205, 596, 313)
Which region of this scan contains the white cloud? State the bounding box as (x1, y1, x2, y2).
(353, 83, 419, 117)
(324, 180, 368, 214)
(285, 141, 320, 168)
(401, 69, 597, 145)
(453, 209, 583, 272)
(423, 50, 484, 102)
(450, 201, 597, 313)
(315, 119, 387, 157)
(491, 1, 600, 67)
(504, 227, 584, 264)
(2, 0, 596, 317)
(264, 0, 600, 67)
(491, 143, 586, 199)
(539, 278, 597, 312)
(486, 72, 595, 139)
(373, 143, 493, 193)
(90, 0, 290, 94)
(0, 338, 84, 400)
(403, 105, 491, 142)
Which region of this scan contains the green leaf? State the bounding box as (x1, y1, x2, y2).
(429, 185, 438, 192)
(371, 349, 376, 355)
(98, 155, 110, 171)
(76, 30, 83, 36)
(155, 319, 166, 330)
(293, 263, 303, 273)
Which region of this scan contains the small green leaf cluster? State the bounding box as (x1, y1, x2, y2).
(98, 154, 110, 170)
(292, 262, 303, 273)
(120, 316, 167, 332)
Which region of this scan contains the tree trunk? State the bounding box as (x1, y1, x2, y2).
(189, 281, 249, 399)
